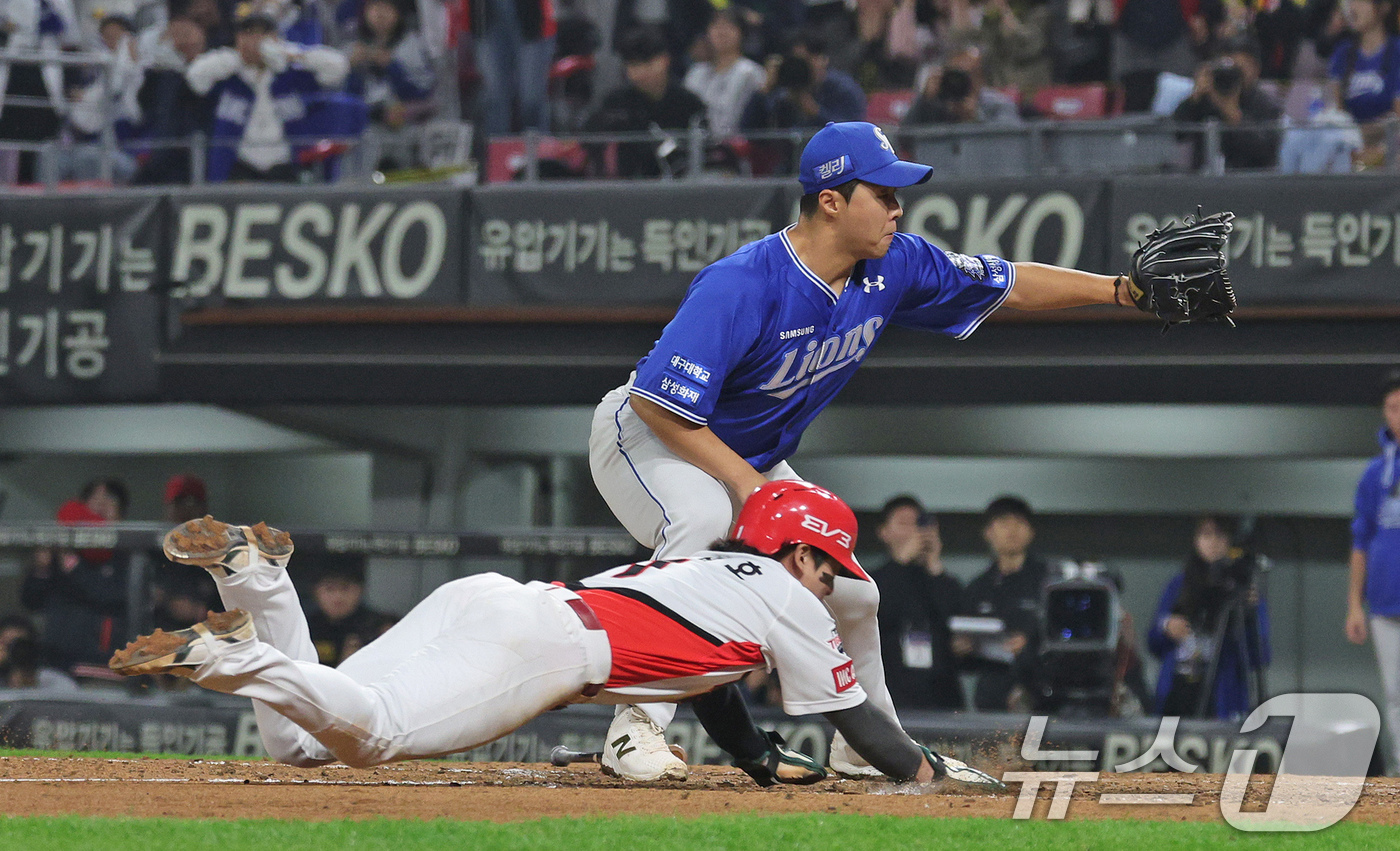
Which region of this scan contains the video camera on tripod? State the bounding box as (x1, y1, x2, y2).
(1188, 549, 1270, 718)
(1035, 561, 1124, 716)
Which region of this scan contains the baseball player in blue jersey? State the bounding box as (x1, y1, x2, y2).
(589, 121, 1145, 781)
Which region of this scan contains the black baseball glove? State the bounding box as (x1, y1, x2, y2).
(1122, 209, 1237, 328)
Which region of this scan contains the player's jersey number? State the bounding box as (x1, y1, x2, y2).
(614, 559, 685, 578)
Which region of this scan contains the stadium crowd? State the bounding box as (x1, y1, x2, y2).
(0, 0, 1396, 184)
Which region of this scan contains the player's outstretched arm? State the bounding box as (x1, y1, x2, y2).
(823, 702, 1005, 789)
(629, 395, 770, 505)
(1003, 263, 1123, 311)
(823, 701, 936, 782)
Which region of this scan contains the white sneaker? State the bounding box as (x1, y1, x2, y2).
(600, 706, 688, 781)
(828, 729, 884, 779)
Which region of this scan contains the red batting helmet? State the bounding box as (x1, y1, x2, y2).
(731, 481, 869, 580)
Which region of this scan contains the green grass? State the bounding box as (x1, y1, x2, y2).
(0, 751, 1384, 849)
(0, 815, 1389, 851)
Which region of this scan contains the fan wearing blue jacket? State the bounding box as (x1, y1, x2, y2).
(186, 11, 360, 182)
(1347, 369, 1400, 773)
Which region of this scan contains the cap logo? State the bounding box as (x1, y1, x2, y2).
(873, 126, 893, 153)
(800, 514, 852, 549)
(816, 155, 849, 183)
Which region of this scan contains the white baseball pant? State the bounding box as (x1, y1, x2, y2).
(1372, 614, 1400, 775)
(194, 556, 610, 767)
(588, 384, 899, 729)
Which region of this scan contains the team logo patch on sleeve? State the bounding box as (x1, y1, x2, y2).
(832, 660, 857, 693)
(980, 255, 1009, 286)
(666, 354, 712, 386)
(658, 375, 703, 406)
(944, 251, 988, 281)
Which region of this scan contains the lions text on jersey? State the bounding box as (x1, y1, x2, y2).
(629, 228, 1014, 471)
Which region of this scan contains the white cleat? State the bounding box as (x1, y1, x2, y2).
(600, 706, 688, 781)
(932, 752, 1007, 791)
(828, 729, 885, 779)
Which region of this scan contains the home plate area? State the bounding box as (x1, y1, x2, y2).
(2, 757, 1399, 824)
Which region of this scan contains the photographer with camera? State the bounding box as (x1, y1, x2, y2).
(1148, 516, 1271, 720)
(904, 46, 1021, 127)
(738, 51, 831, 175)
(740, 54, 829, 131)
(1171, 38, 1283, 171)
(871, 496, 965, 712)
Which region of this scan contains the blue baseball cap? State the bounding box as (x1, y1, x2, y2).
(798, 121, 933, 195)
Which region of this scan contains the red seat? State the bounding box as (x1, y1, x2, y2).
(1031, 83, 1108, 120)
(549, 54, 595, 82)
(866, 89, 915, 126)
(485, 136, 588, 182)
(297, 140, 351, 165)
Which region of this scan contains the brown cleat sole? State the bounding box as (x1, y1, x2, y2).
(245, 522, 293, 557)
(163, 516, 293, 568)
(163, 516, 237, 564)
(109, 609, 256, 676)
(110, 630, 188, 669)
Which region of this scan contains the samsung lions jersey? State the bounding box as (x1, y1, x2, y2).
(630, 227, 1013, 470)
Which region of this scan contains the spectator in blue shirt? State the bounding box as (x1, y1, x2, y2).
(186, 11, 359, 182)
(1327, 0, 1400, 167)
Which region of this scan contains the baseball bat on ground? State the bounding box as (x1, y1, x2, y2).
(550, 746, 602, 766)
(549, 743, 689, 767)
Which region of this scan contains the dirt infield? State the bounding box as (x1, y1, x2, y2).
(2, 756, 1398, 824)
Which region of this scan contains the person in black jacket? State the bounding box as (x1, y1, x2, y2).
(21, 479, 131, 672)
(584, 25, 707, 177)
(304, 556, 395, 667)
(1172, 38, 1283, 171)
(872, 495, 965, 711)
(957, 495, 1049, 711)
(131, 16, 214, 185)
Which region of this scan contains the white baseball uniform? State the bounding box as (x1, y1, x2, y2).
(589, 381, 893, 729)
(186, 547, 864, 767)
(588, 227, 1013, 732)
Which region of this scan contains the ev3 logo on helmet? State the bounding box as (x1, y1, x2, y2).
(873, 127, 893, 153)
(800, 514, 853, 548)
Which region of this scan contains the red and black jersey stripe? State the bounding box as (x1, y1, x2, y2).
(577, 586, 766, 688)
